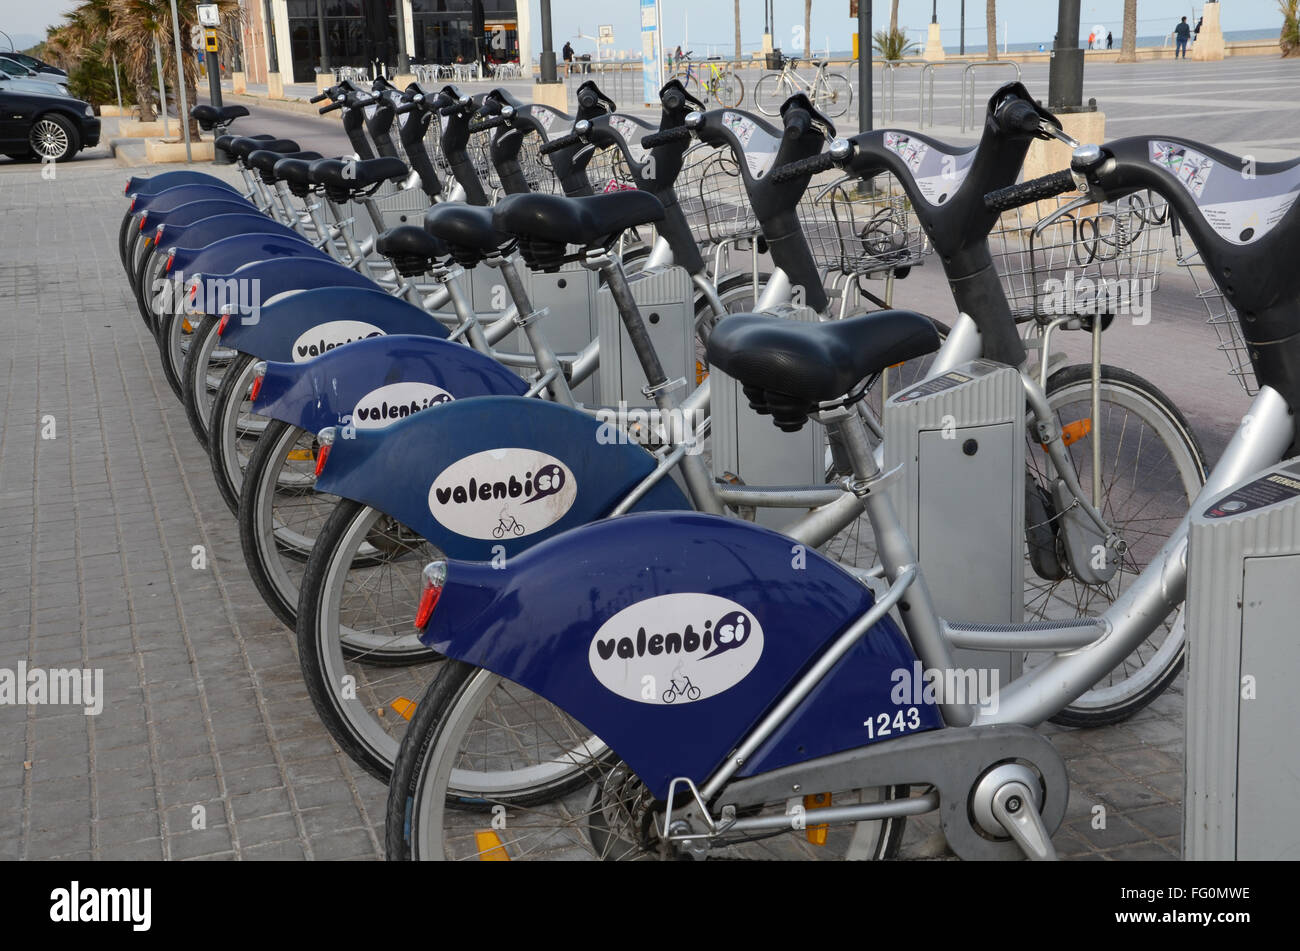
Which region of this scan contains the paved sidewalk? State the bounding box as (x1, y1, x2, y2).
(0, 154, 1221, 860)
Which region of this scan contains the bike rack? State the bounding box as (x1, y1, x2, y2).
(959, 60, 1022, 132)
(917, 61, 964, 128)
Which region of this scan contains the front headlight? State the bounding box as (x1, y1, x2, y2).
(84, 104, 94, 117)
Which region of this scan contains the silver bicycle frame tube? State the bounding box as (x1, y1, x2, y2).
(927, 312, 983, 376)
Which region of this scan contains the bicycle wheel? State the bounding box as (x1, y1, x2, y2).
(208, 353, 270, 515)
(155, 300, 197, 401)
(296, 499, 444, 781)
(753, 73, 787, 117)
(814, 73, 853, 119)
(712, 70, 744, 108)
(1024, 364, 1206, 726)
(181, 314, 235, 447)
(388, 662, 910, 861)
(239, 420, 333, 628)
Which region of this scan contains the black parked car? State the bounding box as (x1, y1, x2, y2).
(0, 87, 99, 161)
(0, 51, 68, 77)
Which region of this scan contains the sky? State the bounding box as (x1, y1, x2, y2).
(1, 0, 1286, 53)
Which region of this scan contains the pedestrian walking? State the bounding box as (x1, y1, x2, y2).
(1194, 17, 1203, 41)
(1174, 16, 1191, 58)
(1107, 31, 1113, 49)
(1088, 30, 1096, 49)
(562, 40, 574, 75)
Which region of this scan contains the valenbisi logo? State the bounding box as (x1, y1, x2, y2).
(427, 448, 578, 540)
(588, 593, 765, 705)
(50, 882, 151, 931)
(351, 382, 453, 430)
(292, 321, 385, 361)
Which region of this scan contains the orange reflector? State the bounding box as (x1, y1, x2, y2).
(474, 830, 509, 861)
(390, 697, 417, 720)
(696, 360, 708, 385)
(217, 313, 230, 336)
(804, 793, 830, 845)
(313, 441, 331, 476)
(1042, 418, 1092, 451)
(287, 448, 315, 461)
(181, 318, 193, 333)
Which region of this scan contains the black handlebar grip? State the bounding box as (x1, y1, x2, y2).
(395, 101, 418, 115)
(984, 170, 1077, 212)
(539, 132, 584, 155)
(995, 98, 1040, 135)
(319, 100, 344, 115)
(642, 126, 692, 148)
(310, 91, 330, 104)
(770, 151, 838, 184)
(468, 115, 508, 134)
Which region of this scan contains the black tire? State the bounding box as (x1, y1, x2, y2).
(181, 313, 227, 447)
(1032, 364, 1207, 727)
(238, 420, 327, 628)
(118, 210, 137, 272)
(29, 113, 79, 162)
(132, 236, 164, 330)
(207, 352, 262, 515)
(386, 660, 612, 860)
(296, 498, 443, 782)
(154, 300, 194, 401)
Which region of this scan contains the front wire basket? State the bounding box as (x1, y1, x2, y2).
(796, 172, 929, 277)
(678, 147, 761, 245)
(990, 189, 1172, 321)
(1171, 213, 1258, 395)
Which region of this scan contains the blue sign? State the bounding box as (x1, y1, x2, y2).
(640, 0, 662, 106)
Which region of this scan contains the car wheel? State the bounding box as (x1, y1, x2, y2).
(29, 114, 79, 162)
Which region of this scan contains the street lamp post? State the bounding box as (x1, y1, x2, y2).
(857, 0, 871, 132)
(961, 1, 966, 54)
(539, 0, 557, 82)
(1048, 0, 1084, 111)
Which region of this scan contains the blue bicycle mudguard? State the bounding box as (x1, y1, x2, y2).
(253, 334, 527, 435)
(137, 198, 258, 236)
(128, 183, 254, 217)
(314, 396, 693, 560)
(419, 510, 943, 799)
(155, 213, 300, 252)
(217, 286, 447, 362)
(166, 232, 327, 283)
(186, 257, 378, 317)
(125, 170, 242, 199)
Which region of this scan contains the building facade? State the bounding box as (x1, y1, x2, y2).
(239, 0, 527, 85)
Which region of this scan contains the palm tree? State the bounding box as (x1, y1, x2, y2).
(1117, 0, 1138, 62)
(734, 0, 741, 61)
(804, 0, 812, 58)
(55, 0, 157, 119)
(1282, 0, 1300, 57)
(986, 0, 997, 60)
(890, 0, 900, 35)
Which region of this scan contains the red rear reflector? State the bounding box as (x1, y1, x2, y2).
(413, 562, 447, 629)
(165, 250, 176, 273)
(124, 180, 131, 196)
(189, 282, 198, 304)
(129, 196, 137, 212)
(138, 214, 146, 232)
(313, 442, 331, 476)
(217, 313, 230, 336)
(249, 375, 264, 403)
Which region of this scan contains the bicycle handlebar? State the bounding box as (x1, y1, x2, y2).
(641, 126, 693, 148)
(309, 91, 330, 104)
(983, 170, 1077, 212)
(319, 100, 344, 115)
(769, 150, 839, 183)
(468, 115, 508, 134)
(539, 131, 585, 155)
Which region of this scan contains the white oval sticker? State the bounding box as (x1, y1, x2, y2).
(292, 321, 385, 362)
(351, 382, 453, 430)
(588, 594, 765, 705)
(427, 447, 578, 540)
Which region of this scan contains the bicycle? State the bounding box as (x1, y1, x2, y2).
(754, 53, 852, 119)
(386, 127, 1300, 861)
(662, 675, 701, 704)
(492, 514, 527, 538)
(674, 52, 744, 108)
